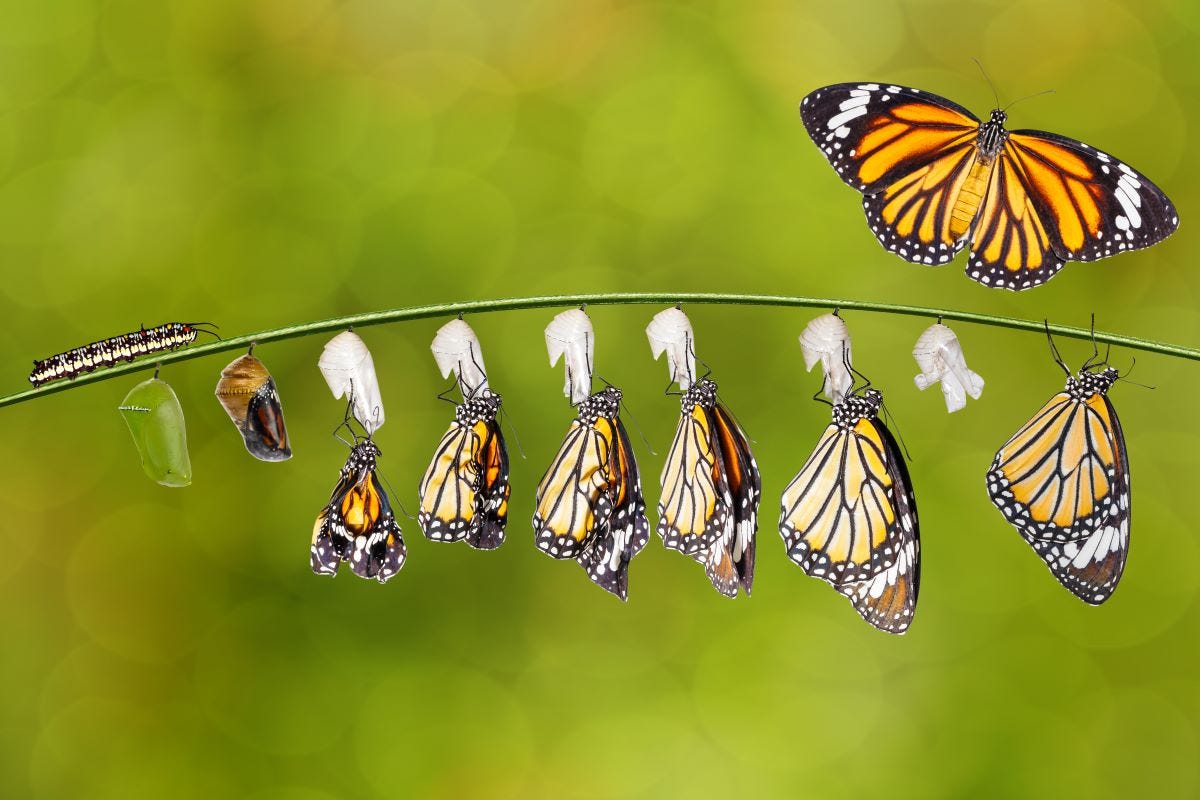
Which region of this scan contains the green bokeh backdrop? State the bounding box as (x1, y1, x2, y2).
(2, 1, 1199, 797)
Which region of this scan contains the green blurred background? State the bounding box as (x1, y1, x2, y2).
(1, 0, 1198, 797)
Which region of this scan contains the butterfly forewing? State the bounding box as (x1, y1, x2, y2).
(709, 402, 761, 595)
(658, 401, 732, 556)
(579, 414, 650, 600)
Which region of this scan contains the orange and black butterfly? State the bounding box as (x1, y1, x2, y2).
(800, 83, 1178, 290)
(533, 386, 650, 600)
(986, 354, 1129, 604)
(312, 439, 407, 583)
(780, 387, 919, 633)
(658, 378, 760, 598)
(418, 389, 510, 550)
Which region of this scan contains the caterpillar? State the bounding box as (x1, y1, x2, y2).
(29, 322, 218, 387)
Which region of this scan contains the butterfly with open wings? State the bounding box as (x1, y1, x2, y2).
(801, 83, 1178, 290)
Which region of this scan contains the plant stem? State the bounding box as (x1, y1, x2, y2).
(4, 292, 1196, 409)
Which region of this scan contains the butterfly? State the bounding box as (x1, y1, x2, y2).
(780, 386, 920, 633)
(311, 438, 407, 583)
(533, 386, 650, 600)
(658, 378, 760, 597)
(418, 389, 510, 550)
(800, 82, 1179, 290)
(986, 353, 1129, 604)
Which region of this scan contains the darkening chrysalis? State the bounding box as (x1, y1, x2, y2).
(118, 377, 192, 487)
(214, 353, 292, 462)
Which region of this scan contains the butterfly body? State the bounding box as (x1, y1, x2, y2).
(780, 388, 920, 633)
(801, 83, 1178, 290)
(419, 390, 510, 550)
(312, 440, 407, 583)
(987, 366, 1129, 604)
(533, 386, 650, 600)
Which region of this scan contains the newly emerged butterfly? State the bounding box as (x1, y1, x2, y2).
(118, 376, 193, 487)
(647, 307, 760, 598)
(780, 386, 920, 634)
(801, 83, 1179, 290)
(533, 386, 651, 600)
(659, 378, 761, 597)
(312, 438, 407, 583)
(419, 389, 510, 549)
(986, 347, 1129, 604)
(31, 322, 216, 387)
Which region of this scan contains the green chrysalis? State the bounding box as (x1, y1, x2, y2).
(118, 377, 192, 487)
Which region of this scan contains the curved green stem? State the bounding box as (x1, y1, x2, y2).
(3, 292, 1196, 409)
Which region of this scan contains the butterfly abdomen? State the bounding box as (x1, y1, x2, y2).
(949, 157, 994, 240)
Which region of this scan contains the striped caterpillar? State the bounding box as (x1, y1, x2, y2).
(29, 322, 217, 387)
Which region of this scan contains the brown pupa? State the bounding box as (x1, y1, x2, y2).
(215, 353, 292, 462)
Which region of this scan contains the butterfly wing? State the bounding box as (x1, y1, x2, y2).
(706, 402, 761, 596)
(579, 414, 650, 601)
(987, 390, 1130, 603)
(534, 419, 611, 560)
(835, 418, 919, 632)
(313, 461, 407, 583)
(418, 421, 479, 543)
(470, 417, 510, 551)
(780, 417, 919, 633)
(802, 83, 982, 265)
(657, 403, 732, 556)
(967, 131, 1179, 290)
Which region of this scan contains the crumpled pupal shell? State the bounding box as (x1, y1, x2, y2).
(119, 377, 192, 487)
(318, 331, 384, 434)
(799, 313, 854, 403)
(215, 354, 292, 461)
(646, 307, 697, 390)
(912, 323, 984, 413)
(545, 308, 594, 405)
(431, 319, 489, 397)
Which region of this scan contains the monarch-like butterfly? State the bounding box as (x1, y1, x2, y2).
(800, 83, 1179, 290)
(658, 378, 760, 598)
(780, 387, 919, 633)
(418, 389, 510, 550)
(118, 376, 192, 487)
(533, 386, 650, 600)
(986, 361, 1129, 604)
(31, 323, 216, 387)
(311, 438, 407, 583)
(214, 353, 292, 462)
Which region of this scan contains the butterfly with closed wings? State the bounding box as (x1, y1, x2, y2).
(801, 82, 1178, 290)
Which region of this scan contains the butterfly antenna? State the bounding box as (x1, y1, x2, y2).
(500, 405, 527, 460)
(1003, 88, 1055, 113)
(619, 398, 658, 457)
(882, 400, 914, 463)
(1116, 356, 1155, 389)
(379, 468, 415, 521)
(1044, 321, 1071, 377)
(973, 57, 1002, 109)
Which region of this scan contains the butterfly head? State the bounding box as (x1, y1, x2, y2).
(579, 386, 622, 423)
(833, 388, 883, 428)
(682, 377, 719, 410)
(457, 389, 502, 424)
(977, 109, 1009, 158)
(1068, 367, 1119, 398)
(348, 440, 381, 472)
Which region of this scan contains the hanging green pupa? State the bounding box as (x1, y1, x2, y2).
(118, 376, 192, 487)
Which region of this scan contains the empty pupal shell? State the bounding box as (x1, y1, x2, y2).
(215, 354, 292, 461)
(118, 377, 192, 487)
(431, 319, 489, 397)
(646, 307, 697, 390)
(545, 309, 594, 405)
(318, 331, 384, 434)
(912, 323, 984, 413)
(799, 313, 853, 403)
